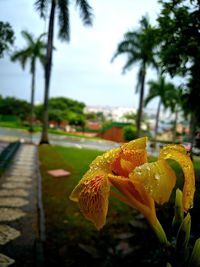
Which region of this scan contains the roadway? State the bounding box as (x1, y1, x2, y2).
(0, 127, 120, 151)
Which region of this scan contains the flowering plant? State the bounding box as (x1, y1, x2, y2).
(70, 137, 199, 266)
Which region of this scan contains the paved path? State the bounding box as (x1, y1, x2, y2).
(0, 144, 40, 267)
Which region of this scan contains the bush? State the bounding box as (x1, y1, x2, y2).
(123, 125, 137, 141)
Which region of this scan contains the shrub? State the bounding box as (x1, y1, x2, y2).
(123, 125, 137, 141)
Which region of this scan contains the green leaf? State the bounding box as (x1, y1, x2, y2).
(176, 213, 191, 251)
(188, 238, 200, 267)
(175, 213, 191, 265)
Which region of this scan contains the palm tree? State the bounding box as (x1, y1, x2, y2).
(112, 16, 158, 137)
(144, 76, 177, 140)
(167, 87, 183, 143)
(35, 0, 93, 144)
(11, 31, 46, 132)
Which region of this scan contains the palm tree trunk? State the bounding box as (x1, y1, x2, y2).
(30, 63, 35, 134)
(40, 0, 56, 144)
(136, 65, 146, 137)
(154, 99, 161, 141)
(172, 107, 178, 143)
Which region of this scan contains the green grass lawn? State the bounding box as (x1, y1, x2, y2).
(39, 145, 200, 267)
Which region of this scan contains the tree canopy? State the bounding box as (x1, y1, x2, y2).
(157, 0, 200, 129)
(0, 21, 15, 58)
(0, 95, 30, 120)
(35, 97, 86, 126)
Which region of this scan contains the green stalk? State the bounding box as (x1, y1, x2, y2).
(151, 218, 169, 246)
(188, 238, 200, 267)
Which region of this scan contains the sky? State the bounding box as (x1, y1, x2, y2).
(0, 0, 162, 110)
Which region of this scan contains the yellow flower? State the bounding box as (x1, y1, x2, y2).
(70, 137, 148, 229)
(69, 137, 195, 234)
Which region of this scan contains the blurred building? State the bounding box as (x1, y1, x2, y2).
(85, 106, 137, 122)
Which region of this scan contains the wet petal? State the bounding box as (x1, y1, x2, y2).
(122, 136, 148, 150)
(130, 160, 176, 205)
(70, 169, 107, 202)
(108, 174, 156, 225)
(110, 137, 148, 177)
(78, 174, 110, 230)
(161, 144, 187, 154)
(159, 145, 195, 212)
(90, 147, 121, 171)
(110, 149, 147, 177)
(70, 148, 120, 202)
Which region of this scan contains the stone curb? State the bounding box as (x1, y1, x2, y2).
(0, 141, 21, 172)
(35, 147, 46, 267)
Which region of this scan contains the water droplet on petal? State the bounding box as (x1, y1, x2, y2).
(146, 166, 150, 171)
(154, 174, 160, 180)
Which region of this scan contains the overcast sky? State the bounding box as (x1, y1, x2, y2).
(0, 0, 162, 110)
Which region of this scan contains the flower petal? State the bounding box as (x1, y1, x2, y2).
(69, 168, 105, 201)
(78, 174, 110, 230)
(122, 136, 148, 150)
(110, 137, 148, 177)
(108, 174, 156, 225)
(160, 144, 187, 155)
(159, 145, 195, 212)
(90, 147, 121, 171)
(70, 147, 121, 202)
(130, 160, 176, 205)
(110, 149, 148, 177)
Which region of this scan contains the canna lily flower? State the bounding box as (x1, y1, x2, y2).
(70, 137, 149, 229)
(70, 137, 195, 243)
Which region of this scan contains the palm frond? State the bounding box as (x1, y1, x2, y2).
(144, 93, 157, 107)
(38, 32, 47, 42)
(75, 0, 93, 26)
(139, 15, 150, 30)
(11, 30, 46, 72)
(122, 54, 140, 73)
(57, 0, 70, 41)
(111, 40, 139, 63)
(39, 54, 46, 66)
(145, 79, 161, 106)
(34, 0, 48, 18)
(123, 31, 140, 43)
(11, 48, 32, 69)
(21, 31, 34, 46)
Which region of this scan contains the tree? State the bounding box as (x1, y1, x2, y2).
(144, 76, 177, 140)
(157, 0, 200, 145)
(0, 21, 15, 58)
(112, 16, 158, 137)
(0, 95, 30, 120)
(11, 31, 46, 132)
(35, 0, 93, 144)
(123, 112, 137, 124)
(68, 112, 85, 127)
(35, 96, 86, 127)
